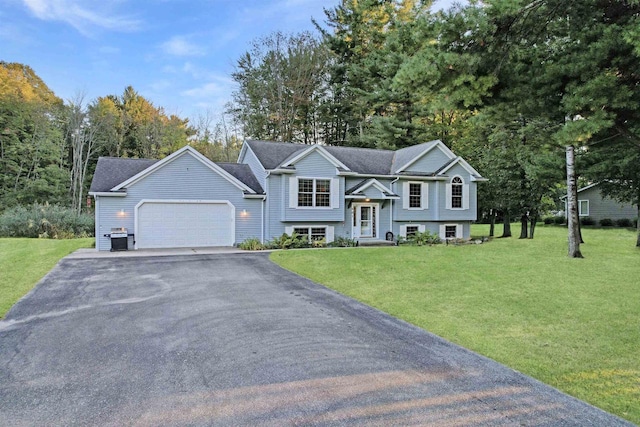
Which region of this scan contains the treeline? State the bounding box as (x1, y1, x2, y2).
(228, 0, 640, 248)
(0, 62, 240, 214)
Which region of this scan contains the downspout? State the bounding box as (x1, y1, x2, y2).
(390, 177, 400, 235)
(261, 197, 265, 243)
(94, 196, 100, 251)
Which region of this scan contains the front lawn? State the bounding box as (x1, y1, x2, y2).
(0, 238, 93, 318)
(271, 225, 640, 424)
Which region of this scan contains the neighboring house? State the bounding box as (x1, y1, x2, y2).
(89, 140, 486, 250)
(562, 183, 637, 223)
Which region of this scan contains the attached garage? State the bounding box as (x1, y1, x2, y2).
(89, 146, 265, 251)
(135, 200, 234, 249)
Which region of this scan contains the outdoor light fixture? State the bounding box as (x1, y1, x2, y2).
(240, 209, 248, 217)
(118, 209, 126, 217)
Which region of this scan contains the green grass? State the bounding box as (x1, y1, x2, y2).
(271, 225, 640, 424)
(0, 238, 93, 318)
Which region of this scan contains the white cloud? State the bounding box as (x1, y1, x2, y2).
(22, 0, 140, 35)
(181, 82, 225, 98)
(161, 36, 205, 57)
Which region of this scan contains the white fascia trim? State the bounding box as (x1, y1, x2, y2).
(351, 178, 395, 196)
(337, 170, 359, 176)
(437, 156, 483, 179)
(268, 168, 297, 174)
(578, 182, 599, 193)
(346, 195, 367, 199)
(395, 140, 456, 173)
(112, 146, 254, 194)
(280, 145, 351, 171)
(134, 199, 236, 249)
(237, 140, 248, 163)
(88, 192, 127, 197)
(243, 194, 267, 199)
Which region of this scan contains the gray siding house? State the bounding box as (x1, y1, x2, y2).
(89, 140, 485, 250)
(564, 183, 637, 223)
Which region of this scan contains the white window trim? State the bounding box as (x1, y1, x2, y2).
(578, 199, 589, 216)
(439, 223, 463, 240)
(289, 176, 339, 210)
(399, 223, 426, 238)
(446, 175, 469, 210)
(284, 225, 334, 243)
(403, 181, 428, 210)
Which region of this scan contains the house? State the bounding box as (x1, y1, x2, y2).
(89, 139, 486, 250)
(562, 183, 637, 224)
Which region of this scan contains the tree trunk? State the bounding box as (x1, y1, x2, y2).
(566, 145, 583, 258)
(501, 212, 512, 238)
(636, 205, 640, 247)
(489, 209, 496, 237)
(519, 213, 528, 239)
(529, 213, 537, 239)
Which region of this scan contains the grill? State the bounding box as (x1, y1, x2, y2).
(110, 227, 128, 251)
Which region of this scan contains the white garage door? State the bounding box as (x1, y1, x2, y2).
(136, 201, 233, 249)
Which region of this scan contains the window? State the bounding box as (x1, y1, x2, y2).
(298, 178, 330, 208)
(293, 227, 326, 241)
(409, 183, 421, 208)
(578, 200, 589, 216)
(445, 225, 457, 238)
(406, 226, 419, 237)
(451, 177, 463, 208)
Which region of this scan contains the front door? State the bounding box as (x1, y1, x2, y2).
(353, 203, 378, 239)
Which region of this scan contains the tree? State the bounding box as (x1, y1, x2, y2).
(230, 31, 328, 144)
(456, 0, 640, 256)
(0, 63, 68, 209)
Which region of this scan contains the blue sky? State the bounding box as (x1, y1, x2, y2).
(2, 0, 457, 124)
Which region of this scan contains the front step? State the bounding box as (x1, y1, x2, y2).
(357, 240, 396, 247)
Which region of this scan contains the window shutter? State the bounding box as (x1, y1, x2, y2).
(418, 224, 426, 233)
(421, 182, 428, 210)
(456, 224, 463, 239)
(285, 226, 294, 235)
(289, 177, 298, 208)
(402, 182, 409, 209)
(330, 178, 340, 209)
(445, 184, 452, 210)
(326, 226, 335, 243)
(439, 224, 446, 239)
(462, 184, 470, 210)
(399, 224, 407, 238)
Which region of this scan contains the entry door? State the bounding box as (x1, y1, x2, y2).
(354, 204, 377, 238)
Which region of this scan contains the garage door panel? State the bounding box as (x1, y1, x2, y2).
(137, 202, 233, 248)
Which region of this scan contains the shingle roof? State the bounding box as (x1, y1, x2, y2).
(324, 145, 395, 175)
(247, 140, 438, 175)
(216, 163, 264, 193)
(89, 157, 158, 193)
(90, 155, 263, 194)
(245, 140, 305, 170)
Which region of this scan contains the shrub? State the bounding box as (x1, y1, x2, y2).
(554, 216, 566, 225)
(599, 218, 614, 227)
(266, 232, 311, 250)
(543, 216, 555, 225)
(238, 238, 266, 250)
(0, 203, 94, 238)
(328, 236, 358, 247)
(399, 230, 441, 246)
(580, 217, 595, 226)
(615, 218, 633, 228)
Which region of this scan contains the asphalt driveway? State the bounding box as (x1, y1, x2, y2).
(0, 253, 631, 426)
